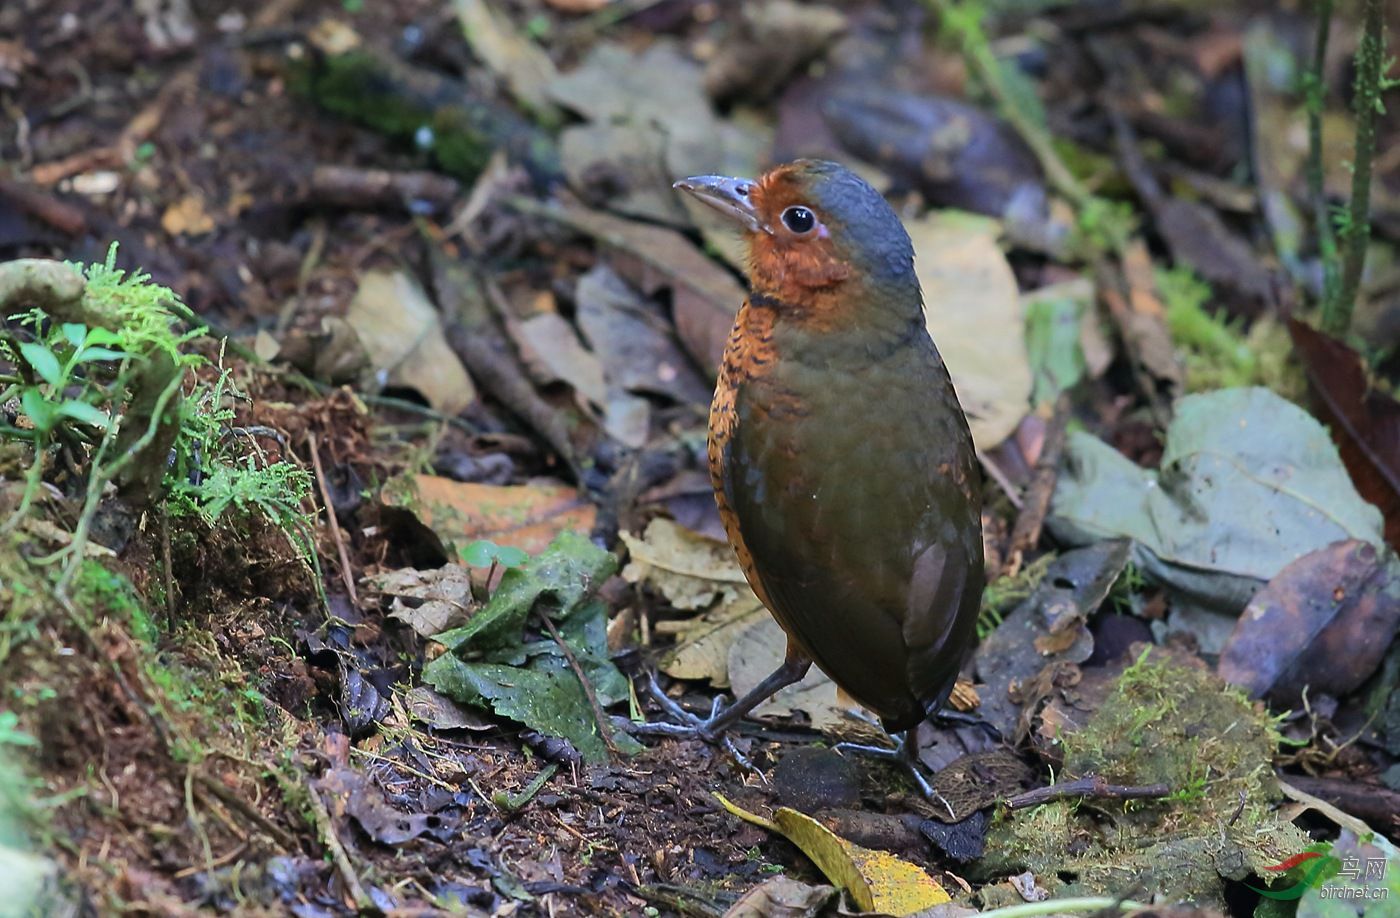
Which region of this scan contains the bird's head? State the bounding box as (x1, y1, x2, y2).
(675, 159, 918, 323)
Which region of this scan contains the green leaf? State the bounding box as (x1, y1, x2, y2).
(83, 327, 122, 347)
(495, 545, 529, 568)
(460, 539, 498, 567)
(1050, 387, 1387, 611)
(425, 531, 634, 762)
(1024, 283, 1089, 406)
(55, 401, 111, 429)
(60, 323, 87, 348)
(423, 601, 641, 763)
(74, 346, 125, 364)
(434, 531, 616, 654)
(19, 389, 56, 433)
(17, 343, 61, 388)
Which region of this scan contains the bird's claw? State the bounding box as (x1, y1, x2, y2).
(836, 735, 952, 815)
(625, 673, 759, 774)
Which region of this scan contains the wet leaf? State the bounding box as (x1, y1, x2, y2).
(715, 794, 950, 915)
(384, 473, 595, 559)
(912, 211, 1030, 449)
(1051, 388, 1388, 611)
(1218, 540, 1400, 705)
(1289, 319, 1400, 550)
(345, 270, 476, 415)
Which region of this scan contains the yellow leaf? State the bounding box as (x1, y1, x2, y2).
(714, 794, 951, 915)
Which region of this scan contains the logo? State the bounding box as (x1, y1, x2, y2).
(1251, 851, 1391, 902)
(1249, 852, 1336, 900)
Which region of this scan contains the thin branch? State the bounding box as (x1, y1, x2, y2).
(308, 432, 358, 606)
(1003, 774, 1171, 810)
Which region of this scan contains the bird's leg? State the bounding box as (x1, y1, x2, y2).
(630, 656, 812, 743)
(836, 731, 955, 815)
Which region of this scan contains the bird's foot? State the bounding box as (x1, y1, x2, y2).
(835, 733, 955, 817)
(624, 672, 758, 772)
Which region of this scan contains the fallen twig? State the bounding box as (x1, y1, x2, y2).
(1003, 774, 1170, 810)
(306, 783, 375, 912)
(308, 432, 358, 606)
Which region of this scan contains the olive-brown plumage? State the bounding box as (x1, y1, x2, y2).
(681, 159, 984, 734)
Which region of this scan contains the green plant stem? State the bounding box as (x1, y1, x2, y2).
(1324, 0, 1387, 335)
(928, 0, 1091, 211)
(1307, 0, 1339, 304)
(0, 434, 48, 535)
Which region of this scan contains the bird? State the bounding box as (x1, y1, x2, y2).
(645, 159, 985, 780)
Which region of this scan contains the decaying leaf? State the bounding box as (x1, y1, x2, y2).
(512, 311, 608, 408)
(1218, 540, 1400, 705)
(384, 473, 595, 557)
(721, 876, 840, 918)
(825, 86, 1045, 219)
(621, 519, 749, 610)
(1051, 387, 1388, 612)
(345, 270, 476, 415)
(973, 541, 1124, 740)
(560, 202, 744, 371)
(372, 564, 476, 638)
(728, 617, 851, 732)
(621, 519, 761, 687)
(453, 0, 560, 123)
(704, 1, 846, 105)
(405, 686, 494, 731)
(1290, 319, 1400, 550)
(913, 210, 1030, 449)
(423, 532, 641, 762)
(575, 264, 710, 406)
(715, 794, 950, 915)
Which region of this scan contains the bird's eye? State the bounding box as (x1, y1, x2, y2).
(781, 205, 816, 234)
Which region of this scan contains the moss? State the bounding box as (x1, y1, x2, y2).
(980, 648, 1309, 905)
(290, 47, 559, 182)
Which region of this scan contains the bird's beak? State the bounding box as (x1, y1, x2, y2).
(673, 175, 767, 233)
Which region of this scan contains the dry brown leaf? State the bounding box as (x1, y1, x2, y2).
(160, 195, 215, 236)
(912, 211, 1030, 449)
(346, 270, 476, 414)
(387, 474, 594, 556)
